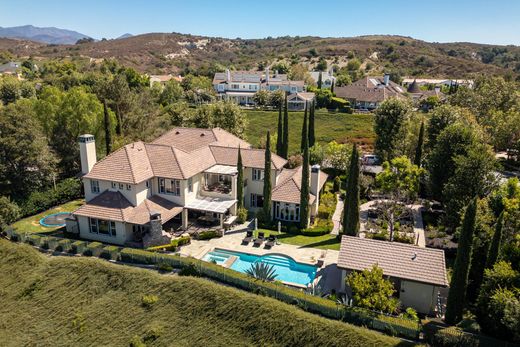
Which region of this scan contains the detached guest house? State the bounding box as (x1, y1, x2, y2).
(338, 236, 448, 315)
(67, 128, 327, 247)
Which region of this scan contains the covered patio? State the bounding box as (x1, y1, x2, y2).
(184, 196, 237, 230)
(202, 165, 237, 196)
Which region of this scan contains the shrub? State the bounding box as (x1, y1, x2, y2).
(100, 245, 120, 260)
(0, 196, 21, 230)
(71, 240, 87, 254)
(237, 207, 248, 223)
(20, 178, 82, 217)
(329, 96, 351, 112)
(147, 235, 191, 252)
(85, 242, 103, 257)
(156, 262, 173, 272)
(141, 294, 159, 308)
(333, 176, 341, 193)
(196, 230, 220, 240)
(178, 263, 200, 277)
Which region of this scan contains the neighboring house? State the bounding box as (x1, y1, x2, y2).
(149, 74, 183, 88)
(310, 69, 335, 89)
(334, 74, 405, 110)
(0, 61, 21, 75)
(67, 128, 327, 247)
(402, 78, 474, 89)
(287, 92, 315, 111)
(212, 68, 306, 106)
(406, 79, 445, 105)
(338, 236, 448, 315)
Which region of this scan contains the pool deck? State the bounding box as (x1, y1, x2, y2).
(179, 230, 339, 267)
(179, 228, 342, 292)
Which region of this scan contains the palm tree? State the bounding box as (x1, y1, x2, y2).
(245, 262, 278, 281)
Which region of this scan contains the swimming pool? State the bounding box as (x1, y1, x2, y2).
(202, 249, 317, 287)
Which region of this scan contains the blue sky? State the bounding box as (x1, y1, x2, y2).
(1, 0, 520, 45)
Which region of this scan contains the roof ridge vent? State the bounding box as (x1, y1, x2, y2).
(411, 252, 417, 261)
(175, 130, 180, 135)
(200, 133, 205, 137)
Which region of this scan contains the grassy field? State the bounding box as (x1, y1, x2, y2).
(11, 199, 84, 233)
(244, 110, 375, 155)
(256, 229, 341, 251)
(0, 240, 406, 347)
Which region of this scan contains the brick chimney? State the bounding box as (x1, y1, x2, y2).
(78, 134, 96, 175)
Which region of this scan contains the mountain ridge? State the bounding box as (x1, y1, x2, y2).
(0, 25, 91, 45)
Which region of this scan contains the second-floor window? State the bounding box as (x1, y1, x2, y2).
(252, 169, 264, 181)
(159, 178, 181, 196)
(231, 84, 239, 89)
(126, 184, 132, 191)
(90, 180, 100, 193)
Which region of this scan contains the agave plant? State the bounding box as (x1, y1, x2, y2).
(245, 262, 278, 282)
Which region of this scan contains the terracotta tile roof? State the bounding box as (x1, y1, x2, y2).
(271, 166, 328, 204)
(209, 146, 287, 170)
(73, 191, 182, 224)
(84, 141, 153, 184)
(73, 191, 134, 222)
(337, 236, 448, 287)
(334, 76, 405, 103)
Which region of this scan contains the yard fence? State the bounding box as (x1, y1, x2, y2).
(3, 229, 422, 340)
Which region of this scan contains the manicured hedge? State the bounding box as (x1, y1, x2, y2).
(147, 235, 191, 252)
(20, 178, 82, 217)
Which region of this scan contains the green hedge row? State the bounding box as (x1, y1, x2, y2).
(5, 230, 420, 340)
(20, 178, 82, 217)
(147, 236, 191, 252)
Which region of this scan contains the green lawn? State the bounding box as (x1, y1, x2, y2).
(244, 110, 375, 155)
(11, 199, 84, 234)
(256, 229, 341, 250)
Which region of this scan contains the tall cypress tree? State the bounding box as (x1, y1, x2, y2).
(236, 146, 244, 210)
(486, 212, 504, 269)
(342, 145, 360, 236)
(103, 100, 112, 155)
(276, 103, 284, 156)
(445, 197, 478, 325)
(414, 121, 424, 167)
(299, 132, 310, 229)
(308, 100, 315, 148)
(263, 131, 272, 221)
(282, 94, 289, 159)
(317, 72, 323, 89)
(301, 103, 308, 153)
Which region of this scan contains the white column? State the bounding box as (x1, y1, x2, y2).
(182, 209, 188, 230)
(219, 213, 224, 229)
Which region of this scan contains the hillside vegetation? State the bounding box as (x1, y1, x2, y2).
(1, 33, 519, 79)
(0, 239, 407, 347)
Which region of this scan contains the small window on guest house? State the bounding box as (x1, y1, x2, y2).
(126, 184, 132, 191)
(111, 182, 117, 189)
(119, 183, 124, 190)
(90, 180, 100, 193)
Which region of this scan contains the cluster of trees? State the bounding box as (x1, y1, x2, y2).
(0, 58, 247, 228)
(372, 76, 520, 341)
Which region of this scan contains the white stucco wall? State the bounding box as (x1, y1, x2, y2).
(400, 280, 439, 315)
(76, 215, 132, 246)
(83, 178, 151, 207)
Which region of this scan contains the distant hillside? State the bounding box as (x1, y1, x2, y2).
(116, 33, 133, 39)
(0, 240, 402, 346)
(1, 31, 519, 79)
(0, 25, 91, 45)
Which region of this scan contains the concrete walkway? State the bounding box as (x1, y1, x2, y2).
(359, 200, 426, 247)
(331, 194, 343, 236)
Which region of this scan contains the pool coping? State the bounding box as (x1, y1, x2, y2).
(205, 247, 316, 289)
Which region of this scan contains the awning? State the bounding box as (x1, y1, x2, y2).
(185, 196, 236, 213)
(224, 92, 256, 96)
(204, 164, 238, 175)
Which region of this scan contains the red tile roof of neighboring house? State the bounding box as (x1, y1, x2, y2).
(334, 76, 405, 103)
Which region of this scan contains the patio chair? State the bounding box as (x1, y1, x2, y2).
(253, 232, 265, 247)
(241, 230, 254, 245)
(264, 235, 276, 249)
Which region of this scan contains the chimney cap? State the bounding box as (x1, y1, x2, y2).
(78, 134, 95, 143)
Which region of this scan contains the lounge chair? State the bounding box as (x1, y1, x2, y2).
(265, 235, 276, 249)
(241, 230, 254, 244)
(253, 232, 265, 247)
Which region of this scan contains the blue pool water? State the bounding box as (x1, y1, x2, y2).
(202, 249, 317, 286)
